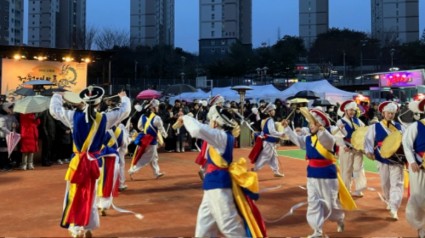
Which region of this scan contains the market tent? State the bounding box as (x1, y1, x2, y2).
(280, 79, 358, 104)
(210, 84, 284, 102)
(169, 89, 209, 103)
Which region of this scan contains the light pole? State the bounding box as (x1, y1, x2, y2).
(181, 56, 186, 84)
(360, 40, 367, 82)
(180, 72, 185, 85)
(390, 48, 395, 68)
(256, 66, 268, 84)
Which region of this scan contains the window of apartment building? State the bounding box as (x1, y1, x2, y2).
(211, 14, 215, 20)
(211, 41, 215, 46)
(211, 22, 215, 28)
(211, 5, 215, 11)
(211, 31, 215, 37)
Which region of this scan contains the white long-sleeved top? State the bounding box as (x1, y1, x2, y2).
(182, 115, 227, 154)
(262, 118, 284, 138)
(403, 120, 424, 164)
(284, 126, 335, 152)
(364, 120, 405, 154)
(49, 94, 131, 132)
(137, 113, 167, 138)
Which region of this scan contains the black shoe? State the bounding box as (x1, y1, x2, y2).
(42, 161, 52, 166)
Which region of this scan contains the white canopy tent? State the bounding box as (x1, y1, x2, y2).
(280, 80, 358, 104)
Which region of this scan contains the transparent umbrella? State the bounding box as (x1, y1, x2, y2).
(13, 95, 50, 114)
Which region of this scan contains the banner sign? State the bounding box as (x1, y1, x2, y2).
(1, 59, 88, 94)
(379, 69, 425, 87)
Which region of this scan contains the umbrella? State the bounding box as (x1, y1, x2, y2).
(6, 132, 21, 158)
(136, 89, 161, 100)
(41, 87, 68, 96)
(312, 99, 333, 107)
(15, 87, 36, 96)
(13, 95, 50, 114)
(23, 80, 55, 86)
(163, 84, 197, 96)
(288, 98, 309, 104)
(288, 90, 320, 100)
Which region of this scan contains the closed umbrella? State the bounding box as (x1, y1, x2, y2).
(136, 89, 162, 100)
(6, 132, 21, 158)
(13, 95, 50, 114)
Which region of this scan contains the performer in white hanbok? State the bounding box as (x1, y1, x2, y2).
(336, 100, 367, 197)
(49, 87, 131, 237)
(403, 98, 425, 237)
(251, 103, 285, 177)
(364, 101, 405, 221)
(178, 105, 267, 237)
(283, 108, 353, 238)
(128, 99, 167, 179)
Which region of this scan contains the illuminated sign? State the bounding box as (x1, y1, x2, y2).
(1, 59, 88, 94)
(379, 70, 424, 87)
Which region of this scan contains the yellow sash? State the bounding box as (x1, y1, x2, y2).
(311, 134, 357, 211)
(62, 112, 103, 226)
(208, 146, 262, 237)
(144, 112, 163, 146)
(65, 112, 103, 181)
(107, 126, 122, 147)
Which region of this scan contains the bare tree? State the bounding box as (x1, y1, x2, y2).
(94, 28, 130, 50)
(85, 25, 98, 50)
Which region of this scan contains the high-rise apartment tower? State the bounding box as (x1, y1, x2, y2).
(130, 0, 175, 48)
(0, 0, 24, 46)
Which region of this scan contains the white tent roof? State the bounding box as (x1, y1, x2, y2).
(210, 84, 283, 102)
(280, 79, 358, 104)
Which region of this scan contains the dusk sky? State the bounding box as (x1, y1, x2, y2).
(86, 0, 425, 53)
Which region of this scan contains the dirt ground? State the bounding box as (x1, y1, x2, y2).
(0, 146, 417, 237)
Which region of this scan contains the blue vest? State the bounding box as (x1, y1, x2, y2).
(413, 121, 425, 164)
(140, 113, 158, 145)
(342, 117, 361, 140)
(73, 111, 107, 152)
(305, 135, 337, 179)
(374, 121, 402, 164)
(262, 118, 280, 143)
(203, 132, 233, 190)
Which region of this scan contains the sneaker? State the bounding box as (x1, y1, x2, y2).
(20, 164, 27, 170)
(307, 230, 327, 238)
(274, 172, 285, 177)
(156, 172, 164, 179)
(57, 159, 64, 165)
(118, 185, 128, 191)
(85, 230, 93, 238)
(128, 170, 134, 181)
(351, 191, 364, 197)
(390, 210, 398, 221)
(337, 220, 345, 232)
(386, 204, 391, 211)
(418, 228, 425, 238)
(27, 164, 34, 170)
(198, 170, 205, 181)
(100, 208, 107, 216)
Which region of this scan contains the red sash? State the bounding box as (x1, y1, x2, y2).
(248, 136, 264, 164)
(308, 159, 333, 168)
(131, 134, 154, 166)
(195, 141, 208, 166)
(102, 157, 118, 198)
(67, 152, 100, 226)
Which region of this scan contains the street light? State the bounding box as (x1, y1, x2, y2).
(256, 66, 268, 84)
